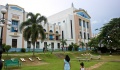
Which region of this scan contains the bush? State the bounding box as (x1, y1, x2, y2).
(4, 45, 11, 52)
(21, 48, 26, 53)
(68, 45, 73, 51)
(4, 45, 11, 56)
(74, 44, 79, 51)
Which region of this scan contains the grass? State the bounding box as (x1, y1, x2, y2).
(93, 62, 120, 70)
(2, 51, 120, 70)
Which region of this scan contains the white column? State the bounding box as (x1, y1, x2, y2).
(85, 21, 88, 43)
(81, 20, 84, 41)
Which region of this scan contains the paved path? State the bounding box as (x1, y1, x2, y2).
(86, 62, 106, 70)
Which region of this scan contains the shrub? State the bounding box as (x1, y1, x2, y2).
(68, 45, 73, 51)
(21, 48, 26, 53)
(4, 45, 11, 56)
(74, 44, 79, 51)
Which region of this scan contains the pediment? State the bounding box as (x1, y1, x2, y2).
(8, 4, 24, 12)
(11, 6, 23, 11)
(76, 11, 90, 19)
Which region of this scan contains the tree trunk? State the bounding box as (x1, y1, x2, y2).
(7, 52, 8, 56)
(63, 44, 65, 53)
(33, 44, 35, 56)
(90, 46, 91, 49)
(86, 46, 88, 50)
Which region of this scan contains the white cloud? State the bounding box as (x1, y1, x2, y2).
(91, 20, 98, 24)
(104, 20, 108, 23)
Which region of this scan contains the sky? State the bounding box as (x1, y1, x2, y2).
(0, 0, 120, 34)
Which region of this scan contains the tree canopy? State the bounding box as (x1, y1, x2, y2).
(89, 17, 120, 48)
(19, 12, 47, 56)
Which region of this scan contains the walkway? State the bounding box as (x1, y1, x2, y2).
(86, 62, 106, 70)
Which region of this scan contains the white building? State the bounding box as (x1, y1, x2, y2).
(0, 4, 91, 52)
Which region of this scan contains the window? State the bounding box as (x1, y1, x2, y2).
(54, 23, 56, 25)
(49, 30, 53, 33)
(12, 39, 17, 48)
(70, 20, 73, 39)
(62, 31, 64, 39)
(84, 32, 86, 39)
(56, 31, 58, 34)
(87, 33, 90, 39)
(11, 20, 18, 32)
(87, 22, 89, 28)
(79, 19, 81, 26)
(44, 42, 47, 48)
(83, 20, 85, 28)
(36, 42, 39, 48)
(63, 20, 65, 23)
(80, 32, 82, 39)
(58, 22, 60, 25)
(56, 36, 59, 40)
(27, 41, 31, 48)
(51, 42, 54, 49)
(49, 35, 53, 40)
(57, 43, 60, 49)
(44, 29, 46, 32)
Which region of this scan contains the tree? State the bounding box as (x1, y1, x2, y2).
(79, 42, 85, 49)
(73, 43, 79, 51)
(88, 37, 99, 49)
(98, 17, 120, 48)
(20, 12, 47, 56)
(60, 39, 67, 51)
(4, 45, 11, 56)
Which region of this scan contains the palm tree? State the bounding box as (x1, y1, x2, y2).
(20, 12, 47, 56)
(79, 41, 85, 49)
(60, 39, 67, 51)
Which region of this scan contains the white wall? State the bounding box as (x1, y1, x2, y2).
(47, 7, 76, 46)
(6, 5, 24, 48)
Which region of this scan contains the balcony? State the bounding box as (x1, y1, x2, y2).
(45, 32, 48, 34)
(49, 34, 54, 40)
(9, 32, 20, 37)
(49, 38, 53, 40)
(49, 32, 55, 35)
(56, 33, 61, 36)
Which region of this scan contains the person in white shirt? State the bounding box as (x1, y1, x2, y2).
(80, 62, 84, 70)
(64, 55, 71, 70)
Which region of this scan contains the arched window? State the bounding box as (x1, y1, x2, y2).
(56, 31, 58, 34)
(44, 29, 46, 32)
(49, 30, 53, 33)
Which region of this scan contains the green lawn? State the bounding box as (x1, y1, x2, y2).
(2, 52, 120, 70)
(93, 62, 120, 70)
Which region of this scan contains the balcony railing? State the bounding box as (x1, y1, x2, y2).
(49, 32, 55, 35)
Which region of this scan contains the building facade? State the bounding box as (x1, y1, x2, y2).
(0, 4, 91, 52)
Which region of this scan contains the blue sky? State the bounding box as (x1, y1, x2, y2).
(1, 0, 120, 34)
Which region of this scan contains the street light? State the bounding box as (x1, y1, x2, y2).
(0, 8, 7, 57)
(0, 8, 11, 69)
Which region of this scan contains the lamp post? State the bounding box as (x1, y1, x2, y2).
(0, 8, 11, 70)
(0, 8, 7, 57)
